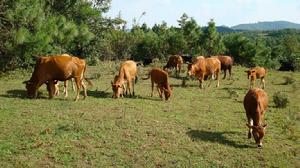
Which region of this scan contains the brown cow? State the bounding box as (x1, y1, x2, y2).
(24, 54, 92, 101)
(211, 55, 233, 79)
(187, 57, 221, 89)
(163, 55, 183, 76)
(245, 67, 267, 89)
(243, 88, 268, 148)
(142, 68, 172, 100)
(112, 60, 137, 98)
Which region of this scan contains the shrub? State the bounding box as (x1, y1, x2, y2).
(283, 76, 296, 85)
(273, 91, 289, 108)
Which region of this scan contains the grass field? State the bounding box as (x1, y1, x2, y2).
(0, 61, 299, 167)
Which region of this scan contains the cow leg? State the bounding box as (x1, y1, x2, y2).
(228, 66, 232, 79)
(71, 78, 76, 92)
(261, 78, 265, 89)
(223, 69, 226, 79)
(216, 70, 220, 88)
(48, 80, 55, 99)
(249, 79, 254, 89)
(208, 76, 212, 87)
(74, 78, 81, 101)
(157, 86, 163, 99)
(248, 119, 253, 139)
(82, 80, 87, 99)
(127, 80, 132, 97)
(54, 83, 60, 96)
(132, 78, 135, 96)
(151, 80, 154, 97)
(64, 80, 68, 98)
(199, 75, 204, 89)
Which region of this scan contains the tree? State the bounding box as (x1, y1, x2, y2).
(201, 19, 224, 55)
(0, 0, 111, 70)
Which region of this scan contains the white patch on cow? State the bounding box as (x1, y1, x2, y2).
(250, 120, 253, 126)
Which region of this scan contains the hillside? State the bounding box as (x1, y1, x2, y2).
(231, 21, 300, 31)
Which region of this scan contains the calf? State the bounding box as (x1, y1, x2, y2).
(142, 68, 172, 100)
(187, 57, 221, 89)
(243, 88, 268, 147)
(245, 67, 267, 89)
(112, 60, 137, 98)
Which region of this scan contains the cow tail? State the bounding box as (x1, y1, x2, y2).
(83, 64, 93, 87)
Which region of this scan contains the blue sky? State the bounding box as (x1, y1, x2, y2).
(105, 0, 300, 28)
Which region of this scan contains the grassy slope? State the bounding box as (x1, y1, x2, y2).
(0, 62, 299, 167)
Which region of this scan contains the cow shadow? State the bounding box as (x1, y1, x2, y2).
(221, 87, 246, 91)
(87, 90, 111, 98)
(0, 89, 50, 99)
(186, 129, 252, 149)
(0, 89, 27, 99)
(137, 95, 165, 101)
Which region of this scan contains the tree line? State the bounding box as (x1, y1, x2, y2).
(1, 0, 299, 71)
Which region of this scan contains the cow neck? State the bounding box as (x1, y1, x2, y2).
(29, 68, 47, 88)
(117, 68, 125, 83)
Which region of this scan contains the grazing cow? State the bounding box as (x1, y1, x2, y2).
(243, 88, 268, 148)
(187, 57, 221, 89)
(163, 55, 183, 76)
(211, 55, 233, 79)
(245, 67, 267, 89)
(112, 60, 137, 98)
(23, 54, 92, 101)
(181, 55, 193, 64)
(142, 68, 172, 100)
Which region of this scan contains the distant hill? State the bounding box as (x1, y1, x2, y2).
(202, 26, 241, 33)
(216, 26, 237, 33)
(231, 21, 300, 31)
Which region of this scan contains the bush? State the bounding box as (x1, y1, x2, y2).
(273, 91, 289, 108)
(283, 76, 296, 85)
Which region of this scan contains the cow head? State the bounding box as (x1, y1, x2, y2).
(247, 123, 267, 147)
(187, 64, 195, 77)
(245, 70, 257, 80)
(163, 87, 172, 100)
(23, 80, 37, 99)
(111, 81, 123, 98)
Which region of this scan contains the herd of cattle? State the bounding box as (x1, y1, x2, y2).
(22, 54, 268, 147)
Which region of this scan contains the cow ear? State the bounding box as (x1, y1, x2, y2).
(263, 124, 267, 128)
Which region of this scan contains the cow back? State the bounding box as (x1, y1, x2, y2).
(244, 88, 268, 125)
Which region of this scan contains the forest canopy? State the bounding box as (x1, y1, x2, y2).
(1, 0, 300, 71)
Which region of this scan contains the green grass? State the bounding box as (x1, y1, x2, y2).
(0, 62, 299, 167)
